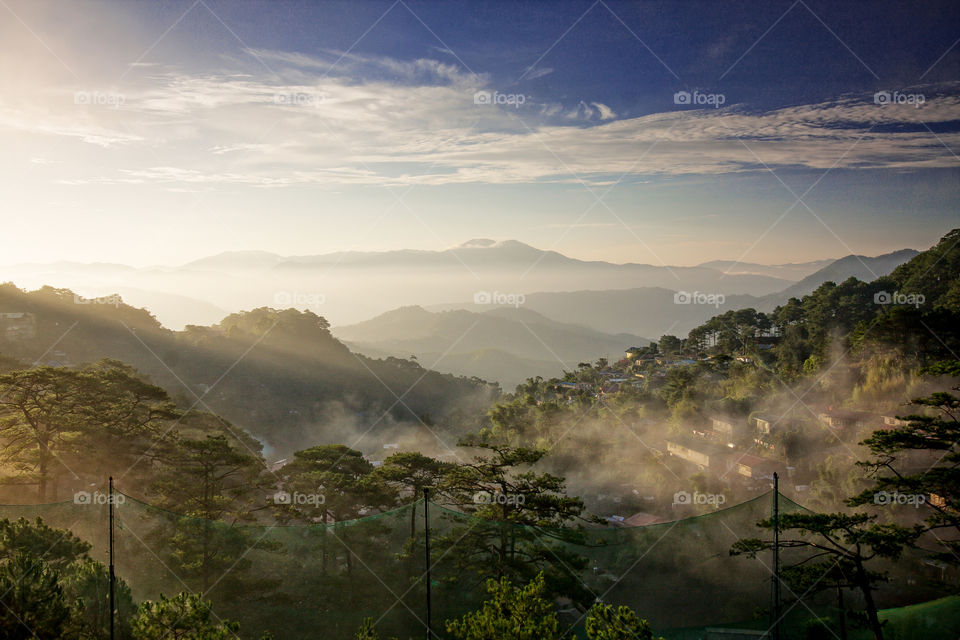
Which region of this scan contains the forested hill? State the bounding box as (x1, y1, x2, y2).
(0, 285, 498, 454)
(682, 228, 960, 373)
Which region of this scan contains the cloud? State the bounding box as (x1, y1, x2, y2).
(4, 51, 959, 189)
(592, 102, 616, 120)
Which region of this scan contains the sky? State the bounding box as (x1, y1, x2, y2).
(1, 0, 958, 267)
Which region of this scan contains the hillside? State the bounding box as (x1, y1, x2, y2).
(335, 305, 648, 388)
(0, 284, 497, 456)
(773, 248, 920, 301)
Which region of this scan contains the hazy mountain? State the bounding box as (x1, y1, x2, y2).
(270, 238, 794, 294)
(428, 289, 762, 338)
(774, 249, 920, 300)
(427, 249, 919, 337)
(0, 241, 913, 332)
(696, 258, 835, 281)
(335, 305, 649, 388)
(184, 250, 285, 272)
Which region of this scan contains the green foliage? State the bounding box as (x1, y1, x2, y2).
(0, 553, 73, 639)
(445, 573, 560, 640)
(0, 517, 91, 569)
(436, 435, 592, 604)
(61, 557, 135, 640)
(353, 618, 397, 640)
(853, 389, 960, 564)
(732, 511, 920, 640)
(130, 592, 240, 640)
(0, 361, 178, 501)
(150, 430, 278, 597)
(0, 517, 134, 639)
(585, 603, 661, 640)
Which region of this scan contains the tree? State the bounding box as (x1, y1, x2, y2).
(278, 445, 393, 575)
(0, 362, 178, 501)
(62, 557, 135, 640)
(658, 335, 682, 356)
(731, 512, 918, 640)
(130, 592, 241, 640)
(354, 618, 397, 640)
(0, 517, 135, 639)
(585, 603, 662, 640)
(373, 451, 452, 538)
(0, 553, 73, 639)
(852, 389, 960, 564)
(436, 435, 593, 604)
(151, 430, 274, 596)
(445, 573, 560, 640)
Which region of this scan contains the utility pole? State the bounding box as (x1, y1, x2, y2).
(772, 472, 781, 640)
(424, 488, 432, 640)
(109, 476, 116, 640)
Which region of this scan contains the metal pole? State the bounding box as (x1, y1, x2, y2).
(772, 472, 780, 640)
(109, 476, 116, 640)
(424, 488, 432, 640)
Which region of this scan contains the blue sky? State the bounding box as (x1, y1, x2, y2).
(1, 0, 958, 267)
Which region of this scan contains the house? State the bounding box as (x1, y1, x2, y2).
(711, 415, 748, 440)
(818, 408, 872, 430)
(555, 381, 592, 392)
(751, 414, 779, 435)
(734, 454, 779, 480)
(666, 437, 732, 472)
(881, 414, 910, 427)
(0, 312, 36, 341)
(624, 347, 645, 360)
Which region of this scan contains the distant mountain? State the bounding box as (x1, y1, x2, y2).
(696, 258, 835, 281)
(184, 250, 284, 272)
(774, 249, 920, 301)
(426, 249, 920, 337)
(267, 238, 795, 296)
(428, 289, 761, 338)
(0, 241, 916, 331)
(334, 305, 649, 388)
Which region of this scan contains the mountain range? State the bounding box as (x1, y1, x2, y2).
(0, 240, 921, 387)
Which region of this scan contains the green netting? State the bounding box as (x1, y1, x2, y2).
(0, 492, 952, 639)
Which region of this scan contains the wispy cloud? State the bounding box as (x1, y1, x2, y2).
(4, 49, 959, 189)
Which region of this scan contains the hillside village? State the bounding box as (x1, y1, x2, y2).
(542, 341, 926, 528)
